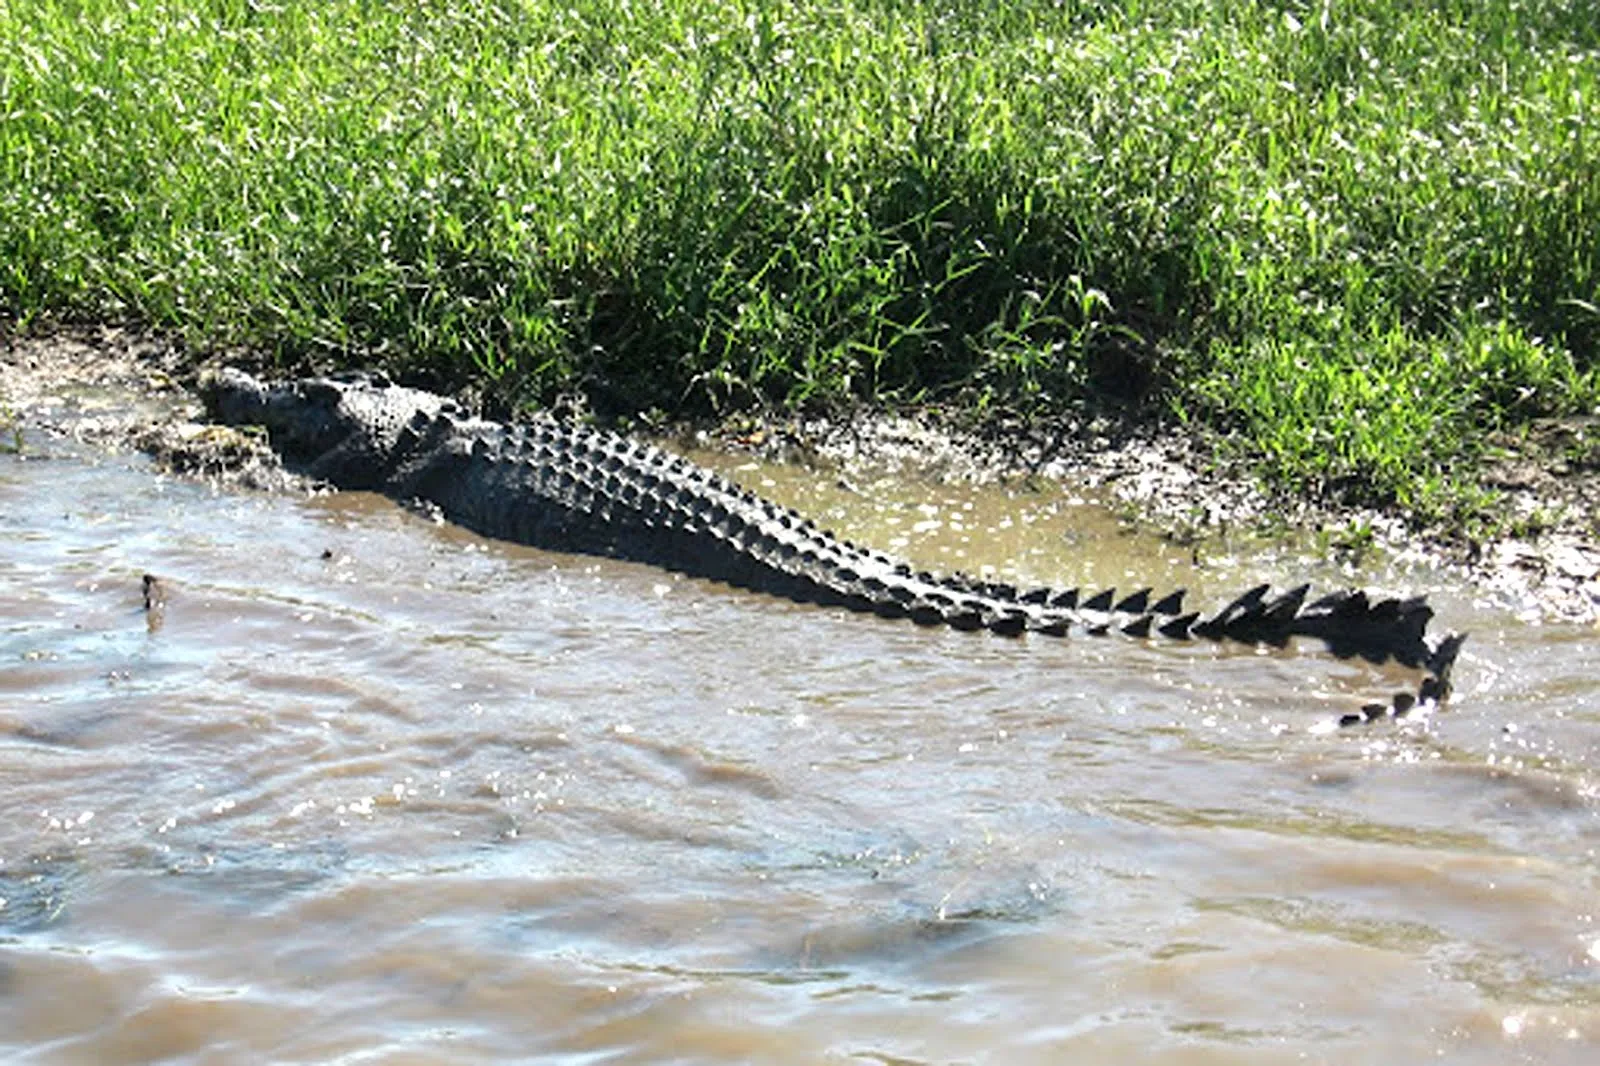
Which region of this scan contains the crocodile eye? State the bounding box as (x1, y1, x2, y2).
(300, 380, 342, 406)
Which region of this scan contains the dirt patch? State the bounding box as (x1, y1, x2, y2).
(696, 405, 1600, 624)
(0, 323, 305, 493)
(4, 321, 1597, 623)
(1470, 420, 1600, 622)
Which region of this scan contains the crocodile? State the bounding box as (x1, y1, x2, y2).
(202, 369, 1463, 725)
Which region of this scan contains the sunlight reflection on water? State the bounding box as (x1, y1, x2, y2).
(1, 428, 1596, 1064)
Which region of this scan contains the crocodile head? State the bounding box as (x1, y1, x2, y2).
(202, 368, 450, 483)
(203, 369, 348, 457)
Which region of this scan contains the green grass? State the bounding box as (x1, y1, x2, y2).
(2, 0, 1596, 522)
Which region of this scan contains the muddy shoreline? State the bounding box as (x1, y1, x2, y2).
(4, 321, 1597, 624)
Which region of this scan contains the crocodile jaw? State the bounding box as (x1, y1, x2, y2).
(201, 368, 354, 460)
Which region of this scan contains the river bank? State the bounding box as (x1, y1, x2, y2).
(4, 321, 1596, 624)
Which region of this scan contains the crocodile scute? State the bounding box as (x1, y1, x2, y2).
(203, 368, 1464, 724)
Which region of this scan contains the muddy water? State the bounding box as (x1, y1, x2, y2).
(2, 421, 1597, 1066)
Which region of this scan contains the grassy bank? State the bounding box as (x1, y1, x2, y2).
(2, 0, 1596, 522)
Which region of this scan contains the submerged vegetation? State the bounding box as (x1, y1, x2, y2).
(2, 0, 1596, 521)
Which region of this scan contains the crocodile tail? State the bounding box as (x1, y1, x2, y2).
(1076, 583, 1439, 663)
(1119, 583, 1465, 724)
(1335, 630, 1467, 727)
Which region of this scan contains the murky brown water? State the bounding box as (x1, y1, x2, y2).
(3, 413, 1598, 1065)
